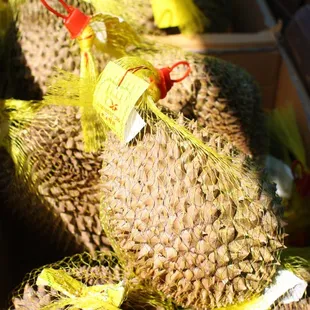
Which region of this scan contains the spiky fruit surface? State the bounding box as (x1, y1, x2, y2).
(274, 298, 310, 309)
(11, 252, 166, 310)
(6, 105, 110, 255)
(100, 115, 284, 309)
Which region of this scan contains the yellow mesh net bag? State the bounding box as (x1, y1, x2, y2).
(8, 252, 310, 309)
(9, 251, 173, 310)
(75, 0, 266, 158)
(42, 54, 288, 309)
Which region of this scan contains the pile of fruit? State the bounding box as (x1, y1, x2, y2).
(0, 0, 309, 309)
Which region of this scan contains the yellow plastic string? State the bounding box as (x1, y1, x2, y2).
(150, 0, 209, 34)
(36, 268, 125, 310)
(281, 247, 310, 263)
(77, 24, 108, 152)
(77, 25, 98, 81)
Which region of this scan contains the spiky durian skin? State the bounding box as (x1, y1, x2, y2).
(99, 116, 284, 310)
(11, 252, 165, 310)
(6, 105, 110, 255)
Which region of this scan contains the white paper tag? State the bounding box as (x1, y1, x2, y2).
(255, 269, 307, 309)
(93, 61, 149, 142)
(124, 108, 146, 143)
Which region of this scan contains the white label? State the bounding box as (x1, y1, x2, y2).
(124, 108, 146, 143)
(253, 269, 307, 309)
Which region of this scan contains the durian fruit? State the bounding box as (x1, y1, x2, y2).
(11, 252, 169, 310)
(100, 112, 285, 309)
(2, 101, 110, 255)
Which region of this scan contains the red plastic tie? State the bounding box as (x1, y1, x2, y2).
(117, 66, 150, 87)
(40, 0, 90, 39)
(291, 160, 310, 197)
(156, 61, 191, 99)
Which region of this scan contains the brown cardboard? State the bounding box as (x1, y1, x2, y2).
(147, 30, 277, 50)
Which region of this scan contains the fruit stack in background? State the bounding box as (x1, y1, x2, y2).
(0, 0, 269, 274)
(0, 0, 310, 309)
